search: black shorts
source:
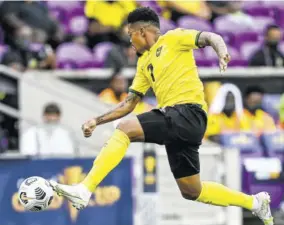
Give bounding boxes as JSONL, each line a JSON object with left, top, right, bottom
{"left": 137, "top": 104, "right": 207, "bottom": 179}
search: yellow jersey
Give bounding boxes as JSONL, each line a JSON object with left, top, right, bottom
{"left": 129, "top": 28, "right": 207, "bottom": 112}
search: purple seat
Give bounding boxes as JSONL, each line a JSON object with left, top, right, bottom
{"left": 214, "top": 15, "right": 254, "bottom": 33}
{"left": 220, "top": 132, "right": 263, "bottom": 157}
{"left": 193, "top": 50, "right": 204, "bottom": 60}
{"left": 280, "top": 42, "right": 284, "bottom": 54}
{"left": 262, "top": 94, "right": 281, "bottom": 122}
{"left": 47, "top": 1, "right": 81, "bottom": 11}
{"left": 49, "top": 8, "right": 66, "bottom": 24}
{"left": 204, "top": 46, "right": 241, "bottom": 60}
{"left": 262, "top": 0, "right": 284, "bottom": 9}
{"left": 159, "top": 17, "right": 176, "bottom": 34}
{"left": 229, "top": 60, "right": 248, "bottom": 67}
{"left": 244, "top": 6, "right": 275, "bottom": 17}
{"left": 241, "top": 1, "right": 262, "bottom": 10}
{"left": 56, "top": 43, "right": 94, "bottom": 69}
{"left": 68, "top": 16, "right": 88, "bottom": 35}
{"left": 0, "top": 45, "right": 8, "bottom": 61}
{"left": 241, "top": 41, "right": 262, "bottom": 60}
{"left": 177, "top": 16, "right": 213, "bottom": 31}
{"left": 253, "top": 16, "right": 276, "bottom": 33}
{"left": 234, "top": 32, "right": 261, "bottom": 48}
{"left": 261, "top": 131, "right": 284, "bottom": 159}
{"left": 195, "top": 59, "right": 214, "bottom": 67}
{"left": 93, "top": 42, "right": 113, "bottom": 67}
{"left": 139, "top": 1, "right": 162, "bottom": 15}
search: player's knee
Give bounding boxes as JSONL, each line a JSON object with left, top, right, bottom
{"left": 117, "top": 119, "right": 144, "bottom": 142}
{"left": 181, "top": 191, "right": 200, "bottom": 200}
{"left": 117, "top": 120, "right": 132, "bottom": 137}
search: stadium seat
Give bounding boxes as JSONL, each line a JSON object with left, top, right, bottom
{"left": 0, "top": 45, "right": 8, "bottom": 61}
{"left": 68, "top": 16, "right": 88, "bottom": 35}
{"left": 159, "top": 17, "right": 176, "bottom": 34}
{"left": 261, "top": 131, "right": 284, "bottom": 159}
{"left": 234, "top": 32, "right": 261, "bottom": 49}
{"left": 244, "top": 6, "right": 275, "bottom": 17}
{"left": 253, "top": 16, "right": 276, "bottom": 33}
{"left": 219, "top": 132, "right": 263, "bottom": 157}
{"left": 93, "top": 42, "right": 113, "bottom": 67}
{"left": 56, "top": 43, "right": 95, "bottom": 69}
{"left": 262, "top": 0, "right": 284, "bottom": 8}
{"left": 177, "top": 16, "right": 213, "bottom": 31}
{"left": 49, "top": 8, "right": 67, "bottom": 24}
{"left": 214, "top": 15, "right": 254, "bottom": 33}
{"left": 195, "top": 59, "right": 214, "bottom": 67}
{"left": 46, "top": 1, "right": 82, "bottom": 12}
{"left": 204, "top": 45, "right": 241, "bottom": 60}
{"left": 139, "top": 1, "right": 162, "bottom": 15}
{"left": 280, "top": 42, "right": 284, "bottom": 54}
{"left": 241, "top": 41, "right": 262, "bottom": 60}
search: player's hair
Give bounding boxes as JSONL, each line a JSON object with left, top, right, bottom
{"left": 127, "top": 7, "right": 160, "bottom": 28}
{"left": 43, "top": 103, "right": 61, "bottom": 115}
{"left": 265, "top": 24, "right": 280, "bottom": 35}
{"left": 244, "top": 86, "right": 264, "bottom": 97}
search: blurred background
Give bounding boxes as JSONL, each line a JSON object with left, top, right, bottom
{"left": 0, "top": 0, "right": 284, "bottom": 225}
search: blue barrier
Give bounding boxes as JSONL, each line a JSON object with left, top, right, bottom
{"left": 0, "top": 158, "right": 133, "bottom": 225}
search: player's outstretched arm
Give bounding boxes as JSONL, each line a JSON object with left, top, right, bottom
{"left": 197, "top": 32, "right": 231, "bottom": 73}
{"left": 82, "top": 92, "right": 141, "bottom": 137}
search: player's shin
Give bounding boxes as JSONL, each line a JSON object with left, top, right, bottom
{"left": 196, "top": 181, "right": 254, "bottom": 210}
{"left": 82, "top": 129, "right": 130, "bottom": 192}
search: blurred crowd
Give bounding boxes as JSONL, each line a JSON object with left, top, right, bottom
{"left": 0, "top": 0, "right": 283, "bottom": 72}
{"left": 0, "top": 1, "right": 283, "bottom": 154}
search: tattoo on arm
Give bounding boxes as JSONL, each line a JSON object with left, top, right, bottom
{"left": 95, "top": 92, "right": 141, "bottom": 126}
{"left": 197, "top": 31, "right": 228, "bottom": 58}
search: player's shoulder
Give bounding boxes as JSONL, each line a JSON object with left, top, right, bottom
{"left": 164, "top": 28, "right": 196, "bottom": 38}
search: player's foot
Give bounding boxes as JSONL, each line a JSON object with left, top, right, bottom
{"left": 49, "top": 180, "right": 92, "bottom": 210}
{"left": 252, "top": 192, "right": 274, "bottom": 225}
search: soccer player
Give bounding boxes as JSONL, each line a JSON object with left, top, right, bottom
{"left": 50, "top": 7, "right": 273, "bottom": 225}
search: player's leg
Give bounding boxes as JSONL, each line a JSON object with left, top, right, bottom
{"left": 81, "top": 117, "right": 144, "bottom": 192}
{"left": 50, "top": 109, "right": 169, "bottom": 209}
{"left": 175, "top": 173, "right": 273, "bottom": 225}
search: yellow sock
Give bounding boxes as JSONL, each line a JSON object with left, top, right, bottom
{"left": 82, "top": 129, "right": 130, "bottom": 192}
{"left": 197, "top": 181, "right": 254, "bottom": 210}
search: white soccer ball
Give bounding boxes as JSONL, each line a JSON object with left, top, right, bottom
{"left": 18, "top": 176, "right": 54, "bottom": 212}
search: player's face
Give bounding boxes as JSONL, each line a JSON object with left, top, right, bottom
{"left": 128, "top": 24, "right": 147, "bottom": 54}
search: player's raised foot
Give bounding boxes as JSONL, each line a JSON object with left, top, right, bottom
{"left": 252, "top": 192, "right": 274, "bottom": 225}
{"left": 49, "top": 180, "right": 92, "bottom": 210}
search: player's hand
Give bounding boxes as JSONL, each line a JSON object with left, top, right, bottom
{"left": 82, "top": 119, "right": 97, "bottom": 138}
{"left": 219, "top": 53, "right": 231, "bottom": 74}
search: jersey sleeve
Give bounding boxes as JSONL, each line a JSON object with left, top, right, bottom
{"left": 129, "top": 68, "right": 150, "bottom": 98}
{"left": 174, "top": 28, "right": 202, "bottom": 50}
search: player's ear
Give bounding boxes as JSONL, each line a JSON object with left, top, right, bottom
{"left": 140, "top": 27, "right": 146, "bottom": 37}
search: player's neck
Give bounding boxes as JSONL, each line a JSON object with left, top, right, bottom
{"left": 147, "top": 32, "right": 161, "bottom": 50}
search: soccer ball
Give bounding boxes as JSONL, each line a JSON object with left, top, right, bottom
{"left": 18, "top": 176, "right": 54, "bottom": 212}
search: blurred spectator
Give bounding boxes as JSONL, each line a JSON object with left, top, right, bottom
{"left": 279, "top": 93, "right": 284, "bottom": 129}
{"left": 84, "top": 0, "right": 136, "bottom": 48}
{"left": 211, "top": 1, "right": 254, "bottom": 28}
{"left": 242, "top": 86, "right": 276, "bottom": 135}
{"left": 0, "top": 1, "right": 64, "bottom": 49}
{"left": 1, "top": 44, "right": 56, "bottom": 71}
{"left": 104, "top": 21, "right": 137, "bottom": 68}
{"left": 99, "top": 70, "right": 152, "bottom": 115}
{"left": 1, "top": 50, "right": 25, "bottom": 72}
{"left": 206, "top": 92, "right": 243, "bottom": 142}
{"left": 207, "top": 1, "right": 247, "bottom": 22}
{"left": 20, "top": 103, "right": 77, "bottom": 156}
{"left": 159, "top": 1, "right": 212, "bottom": 22}
{"left": 249, "top": 25, "right": 284, "bottom": 67}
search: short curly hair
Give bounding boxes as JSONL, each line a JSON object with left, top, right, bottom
{"left": 127, "top": 7, "right": 160, "bottom": 28}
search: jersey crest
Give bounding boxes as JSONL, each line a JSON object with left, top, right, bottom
{"left": 156, "top": 46, "right": 163, "bottom": 57}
